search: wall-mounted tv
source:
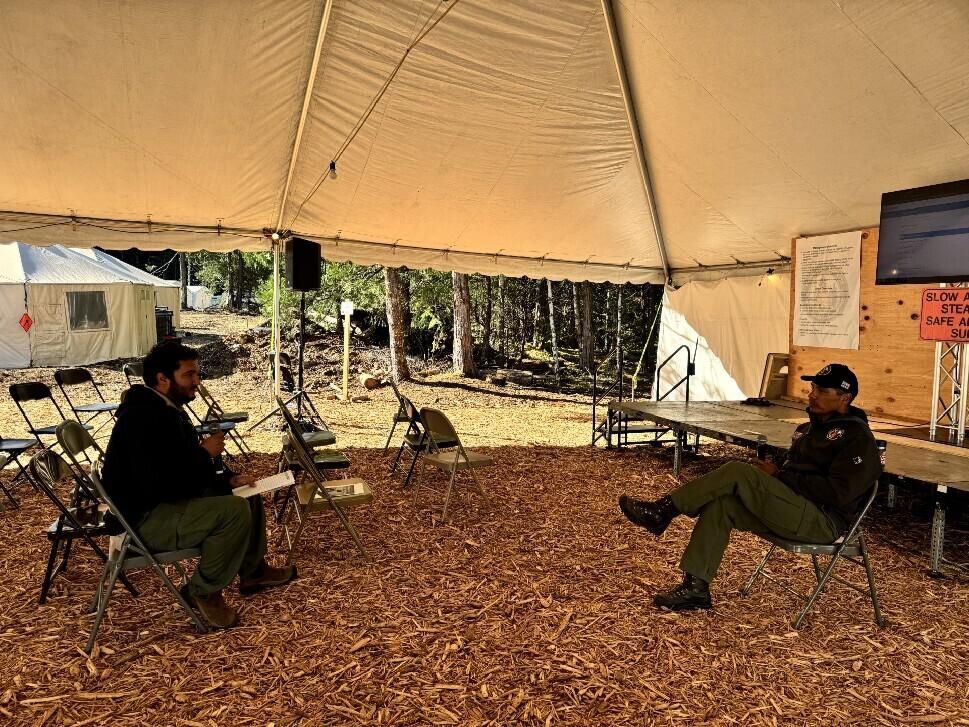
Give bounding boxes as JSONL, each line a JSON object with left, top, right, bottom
{"left": 875, "top": 178, "right": 969, "bottom": 285}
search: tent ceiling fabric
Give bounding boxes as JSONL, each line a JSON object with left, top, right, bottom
{"left": 1, "top": 1, "right": 968, "bottom": 284}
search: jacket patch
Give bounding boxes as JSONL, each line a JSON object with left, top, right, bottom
{"left": 853, "top": 456, "right": 863, "bottom": 465}
{"left": 826, "top": 428, "right": 844, "bottom": 441}
{"left": 791, "top": 430, "right": 804, "bottom": 441}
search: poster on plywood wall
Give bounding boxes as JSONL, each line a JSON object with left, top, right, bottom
{"left": 793, "top": 231, "right": 862, "bottom": 350}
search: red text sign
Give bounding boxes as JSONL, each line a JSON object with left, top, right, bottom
{"left": 19, "top": 313, "right": 32, "bottom": 333}
{"left": 920, "top": 288, "right": 969, "bottom": 342}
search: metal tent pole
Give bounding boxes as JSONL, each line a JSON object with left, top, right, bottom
{"left": 272, "top": 242, "right": 282, "bottom": 401}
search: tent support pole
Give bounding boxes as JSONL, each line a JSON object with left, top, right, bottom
{"left": 600, "top": 0, "right": 671, "bottom": 284}
{"left": 274, "top": 0, "right": 335, "bottom": 231}
{"left": 272, "top": 241, "right": 282, "bottom": 401}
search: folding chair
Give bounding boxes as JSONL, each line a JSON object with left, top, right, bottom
{"left": 382, "top": 379, "right": 412, "bottom": 453}
{"left": 28, "top": 446, "right": 136, "bottom": 605}
{"left": 54, "top": 367, "right": 119, "bottom": 434}
{"left": 79, "top": 444, "right": 208, "bottom": 653}
{"left": 122, "top": 362, "right": 143, "bottom": 388}
{"left": 0, "top": 429, "right": 37, "bottom": 508}
{"left": 740, "top": 442, "right": 887, "bottom": 629}
{"left": 275, "top": 397, "right": 368, "bottom": 563}
{"left": 10, "top": 382, "right": 90, "bottom": 447}
{"left": 391, "top": 397, "right": 457, "bottom": 489}
{"left": 413, "top": 407, "right": 493, "bottom": 521}
{"left": 186, "top": 383, "right": 251, "bottom": 456}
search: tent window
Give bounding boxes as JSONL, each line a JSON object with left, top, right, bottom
{"left": 66, "top": 291, "right": 109, "bottom": 331}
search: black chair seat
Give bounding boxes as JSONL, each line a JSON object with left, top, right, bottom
{"left": 73, "top": 402, "right": 120, "bottom": 413}
{"left": 194, "top": 421, "right": 236, "bottom": 434}
{"left": 312, "top": 450, "right": 351, "bottom": 469}
{"left": 303, "top": 430, "right": 336, "bottom": 447}
{"left": 217, "top": 411, "right": 249, "bottom": 423}
{"left": 1, "top": 438, "right": 36, "bottom": 453}
{"left": 32, "top": 423, "right": 93, "bottom": 436}
{"left": 46, "top": 505, "right": 111, "bottom": 537}
{"left": 403, "top": 432, "right": 458, "bottom": 449}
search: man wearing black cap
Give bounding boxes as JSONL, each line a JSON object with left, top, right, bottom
{"left": 618, "top": 363, "right": 881, "bottom": 611}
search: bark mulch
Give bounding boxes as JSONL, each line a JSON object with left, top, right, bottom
{"left": 1, "top": 441, "right": 967, "bottom": 726}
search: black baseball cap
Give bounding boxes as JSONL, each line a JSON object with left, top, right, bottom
{"left": 800, "top": 363, "right": 858, "bottom": 397}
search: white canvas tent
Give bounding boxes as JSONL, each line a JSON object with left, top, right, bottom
{"left": 0, "top": 242, "right": 157, "bottom": 368}
{"left": 0, "top": 1, "right": 966, "bottom": 389}
{"left": 73, "top": 248, "right": 181, "bottom": 327}
{"left": 186, "top": 285, "right": 214, "bottom": 312}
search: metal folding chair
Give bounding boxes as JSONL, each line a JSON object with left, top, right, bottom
{"left": 10, "top": 382, "right": 90, "bottom": 447}
{"left": 54, "top": 367, "right": 119, "bottom": 434}
{"left": 275, "top": 397, "right": 368, "bottom": 563}
{"left": 28, "top": 446, "right": 136, "bottom": 605}
{"left": 413, "top": 407, "right": 492, "bottom": 521}
{"left": 76, "top": 432, "right": 208, "bottom": 653}
{"left": 122, "top": 361, "right": 144, "bottom": 388}
{"left": 741, "top": 442, "right": 887, "bottom": 629}
{"left": 186, "top": 383, "right": 251, "bottom": 456}
{"left": 1, "top": 429, "right": 37, "bottom": 508}
{"left": 382, "top": 379, "right": 412, "bottom": 453}
{"left": 390, "top": 397, "right": 457, "bottom": 489}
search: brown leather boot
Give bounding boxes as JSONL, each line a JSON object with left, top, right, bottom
{"left": 180, "top": 585, "right": 239, "bottom": 629}
{"left": 239, "top": 560, "right": 297, "bottom": 596}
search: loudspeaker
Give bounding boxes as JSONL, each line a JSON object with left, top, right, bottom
{"left": 285, "top": 237, "right": 321, "bottom": 291}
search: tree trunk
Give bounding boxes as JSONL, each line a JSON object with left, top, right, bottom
{"left": 579, "top": 281, "right": 593, "bottom": 370}
{"left": 572, "top": 281, "right": 581, "bottom": 345}
{"left": 531, "top": 279, "right": 544, "bottom": 348}
{"left": 616, "top": 283, "right": 624, "bottom": 369}
{"left": 225, "top": 253, "right": 235, "bottom": 310}
{"left": 452, "top": 271, "right": 476, "bottom": 376}
{"left": 235, "top": 251, "right": 245, "bottom": 307}
{"left": 400, "top": 272, "right": 411, "bottom": 340}
{"left": 383, "top": 267, "right": 411, "bottom": 382}
{"left": 483, "top": 276, "right": 493, "bottom": 363}
{"left": 179, "top": 253, "right": 188, "bottom": 308}
{"left": 547, "top": 279, "right": 560, "bottom": 378}
{"left": 498, "top": 275, "right": 507, "bottom": 365}
{"left": 603, "top": 286, "right": 612, "bottom": 354}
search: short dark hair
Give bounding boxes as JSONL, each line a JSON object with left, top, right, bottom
{"left": 142, "top": 341, "right": 198, "bottom": 387}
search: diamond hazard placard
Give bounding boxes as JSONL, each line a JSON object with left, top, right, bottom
{"left": 19, "top": 312, "right": 32, "bottom": 332}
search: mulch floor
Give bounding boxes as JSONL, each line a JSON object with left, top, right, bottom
{"left": 1, "top": 440, "right": 967, "bottom": 726}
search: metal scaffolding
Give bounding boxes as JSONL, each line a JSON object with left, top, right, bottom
{"left": 929, "top": 283, "right": 969, "bottom": 446}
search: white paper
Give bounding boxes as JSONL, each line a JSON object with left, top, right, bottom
{"left": 793, "top": 232, "right": 862, "bottom": 350}
{"left": 232, "top": 470, "right": 295, "bottom": 498}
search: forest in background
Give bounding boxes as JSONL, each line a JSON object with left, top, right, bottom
{"left": 110, "top": 249, "right": 665, "bottom": 395}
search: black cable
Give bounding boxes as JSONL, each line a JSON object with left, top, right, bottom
{"left": 0, "top": 221, "right": 71, "bottom": 233}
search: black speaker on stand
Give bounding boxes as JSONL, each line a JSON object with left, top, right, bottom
{"left": 286, "top": 238, "right": 321, "bottom": 419}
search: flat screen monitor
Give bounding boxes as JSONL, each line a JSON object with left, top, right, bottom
{"left": 875, "top": 178, "right": 969, "bottom": 285}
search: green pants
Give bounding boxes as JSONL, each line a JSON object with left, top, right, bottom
{"left": 136, "top": 495, "right": 267, "bottom": 595}
{"left": 669, "top": 461, "right": 839, "bottom": 583}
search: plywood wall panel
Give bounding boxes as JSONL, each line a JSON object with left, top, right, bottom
{"left": 787, "top": 228, "right": 934, "bottom": 423}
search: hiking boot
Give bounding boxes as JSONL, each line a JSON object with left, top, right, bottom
{"left": 180, "top": 585, "right": 239, "bottom": 629}
{"left": 239, "top": 560, "right": 298, "bottom": 596}
{"left": 653, "top": 573, "right": 712, "bottom": 611}
{"left": 618, "top": 494, "right": 679, "bottom": 535}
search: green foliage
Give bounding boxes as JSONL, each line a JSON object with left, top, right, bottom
{"left": 190, "top": 251, "right": 272, "bottom": 304}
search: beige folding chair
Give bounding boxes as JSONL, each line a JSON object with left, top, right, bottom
{"left": 276, "top": 397, "right": 369, "bottom": 563}
{"left": 414, "top": 407, "right": 493, "bottom": 521}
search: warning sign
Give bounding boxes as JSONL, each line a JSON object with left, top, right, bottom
{"left": 920, "top": 288, "right": 969, "bottom": 342}
{"left": 19, "top": 313, "right": 32, "bottom": 333}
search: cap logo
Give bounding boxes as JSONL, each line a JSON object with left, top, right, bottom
{"left": 840, "top": 381, "right": 850, "bottom": 390}
{"left": 827, "top": 428, "right": 844, "bottom": 441}
{"left": 818, "top": 364, "right": 832, "bottom": 375}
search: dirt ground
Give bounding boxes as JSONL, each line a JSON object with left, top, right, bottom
{"left": 1, "top": 312, "right": 967, "bottom": 726}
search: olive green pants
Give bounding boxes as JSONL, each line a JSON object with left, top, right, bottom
{"left": 136, "top": 495, "right": 267, "bottom": 595}
{"left": 669, "top": 461, "right": 839, "bottom": 583}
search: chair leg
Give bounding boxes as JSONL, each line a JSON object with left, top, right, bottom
{"left": 86, "top": 557, "right": 124, "bottom": 654}
{"left": 402, "top": 448, "right": 421, "bottom": 489}
{"left": 859, "top": 533, "right": 885, "bottom": 627}
{"left": 794, "top": 549, "right": 845, "bottom": 629}
{"left": 149, "top": 562, "right": 208, "bottom": 633}
{"left": 741, "top": 544, "right": 777, "bottom": 596}
{"left": 441, "top": 468, "right": 459, "bottom": 522}
{"left": 390, "top": 441, "right": 406, "bottom": 474}
{"left": 39, "top": 537, "right": 64, "bottom": 604}
{"left": 383, "top": 418, "right": 399, "bottom": 454}
{"left": 468, "top": 467, "right": 491, "bottom": 508}
{"left": 0, "top": 478, "right": 18, "bottom": 509}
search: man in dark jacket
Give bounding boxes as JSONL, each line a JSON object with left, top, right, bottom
{"left": 101, "top": 341, "right": 295, "bottom": 629}
{"left": 618, "top": 363, "right": 881, "bottom": 611}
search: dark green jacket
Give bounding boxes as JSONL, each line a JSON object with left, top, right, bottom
{"left": 101, "top": 385, "right": 231, "bottom": 525}
{"left": 777, "top": 405, "right": 882, "bottom": 531}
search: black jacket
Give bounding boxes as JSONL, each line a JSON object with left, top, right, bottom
{"left": 776, "top": 405, "right": 882, "bottom": 531}
{"left": 101, "top": 385, "right": 231, "bottom": 524}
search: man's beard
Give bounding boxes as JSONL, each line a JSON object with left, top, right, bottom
{"left": 168, "top": 384, "right": 196, "bottom": 406}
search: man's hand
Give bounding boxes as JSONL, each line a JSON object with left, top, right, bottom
{"left": 753, "top": 459, "right": 779, "bottom": 477}
{"left": 200, "top": 431, "right": 226, "bottom": 458}
{"left": 230, "top": 473, "right": 257, "bottom": 488}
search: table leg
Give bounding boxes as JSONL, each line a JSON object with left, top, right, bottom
{"left": 928, "top": 486, "right": 947, "bottom": 579}
{"left": 886, "top": 482, "right": 896, "bottom": 510}
{"left": 673, "top": 430, "right": 683, "bottom": 477}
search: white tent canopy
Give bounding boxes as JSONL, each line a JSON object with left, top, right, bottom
{"left": 2, "top": 1, "right": 967, "bottom": 284}
{"left": 0, "top": 242, "right": 157, "bottom": 368}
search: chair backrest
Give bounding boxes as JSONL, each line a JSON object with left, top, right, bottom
{"left": 54, "top": 368, "right": 94, "bottom": 387}
{"left": 758, "top": 353, "right": 790, "bottom": 399}
{"left": 418, "top": 407, "right": 461, "bottom": 451}
{"left": 123, "top": 362, "right": 144, "bottom": 387}
{"left": 195, "top": 383, "right": 224, "bottom": 420}
{"left": 28, "top": 448, "right": 74, "bottom": 489}
{"left": 387, "top": 379, "right": 406, "bottom": 408}
{"left": 10, "top": 381, "right": 55, "bottom": 403}
{"left": 57, "top": 420, "right": 106, "bottom": 472}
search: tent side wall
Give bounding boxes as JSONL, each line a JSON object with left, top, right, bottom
{"left": 0, "top": 283, "right": 30, "bottom": 368}
{"left": 655, "top": 274, "right": 791, "bottom": 401}
{"left": 155, "top": 286, "right": 181, "bottom": 327}
{"left": 26, "top": 282, "right": 157, "bottom": 367}
{"left": 787, "top": 228, "right": 932, "bottom": 421}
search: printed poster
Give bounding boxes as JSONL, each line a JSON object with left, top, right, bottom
{"left": 793, "top": 231, "right": 862, "bottom": 349}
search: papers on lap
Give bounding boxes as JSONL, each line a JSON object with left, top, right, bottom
{"left": 232, "top": 470, "right": 295, "bottom": 498}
